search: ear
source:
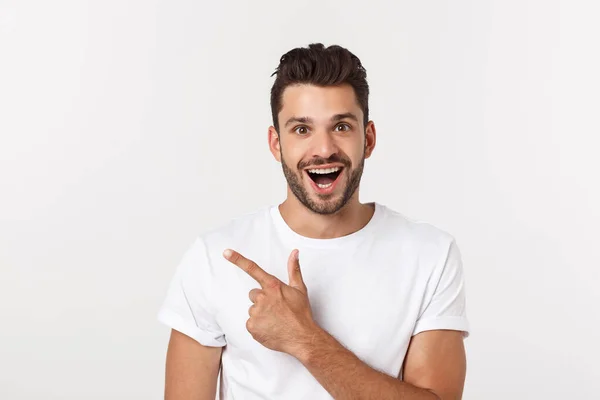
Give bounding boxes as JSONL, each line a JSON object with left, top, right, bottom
{"left": 268, "top": 126, "right": 282, "bottom": 162}
{"left": 364, "top": 120, "right": 377, "bottom": 159}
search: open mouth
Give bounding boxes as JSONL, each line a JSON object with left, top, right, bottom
{"left": 306, "top": 166, "right": 343, "bottom": 189}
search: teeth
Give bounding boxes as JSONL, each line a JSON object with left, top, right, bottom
{"left": 308, "top": 167, "right": 341, "bottom": 174}
{"left": 317, "top": 183, "right": 333, "bottom": 189}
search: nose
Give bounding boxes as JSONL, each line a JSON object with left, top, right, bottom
{"left": 311, "top": 130, "right": 338, "bottom": 159}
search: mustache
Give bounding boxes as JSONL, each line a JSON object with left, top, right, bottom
{"left": 298, "top": 154, "right": 351, "bottom": 169}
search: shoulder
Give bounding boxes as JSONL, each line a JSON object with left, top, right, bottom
{"left": 377, "top": 204, "right": 457, "bottom": 255}
{"left": 195, "top": 205, "right": 273, "bottom": 251}
{"left": 375, "top": 205, "right": 462, "bottom": 286}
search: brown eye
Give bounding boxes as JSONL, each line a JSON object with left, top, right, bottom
{"left": 294, "top": 126, "right": 308, "bottom": 135}
{"left": 336, "top": 123, "right": 351, "bottom": 132}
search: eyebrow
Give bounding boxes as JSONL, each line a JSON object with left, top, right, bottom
{"left": 284, "top": 112, "right": 359, "bottom": 128}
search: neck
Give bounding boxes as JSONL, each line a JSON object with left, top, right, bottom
{"left": 278, "top": 190, "right": 375, "bottom": 239}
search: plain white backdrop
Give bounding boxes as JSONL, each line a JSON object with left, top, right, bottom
{"left": 1, "top": 0, "right": 599, "bottom": 399}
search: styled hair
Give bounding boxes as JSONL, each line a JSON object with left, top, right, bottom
{"left": 270, "top": 43, "right": 369, "bottom": 133}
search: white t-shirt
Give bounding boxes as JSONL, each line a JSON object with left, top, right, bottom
{"left": 158, "top": 202, "right": 469, "bottom": 399}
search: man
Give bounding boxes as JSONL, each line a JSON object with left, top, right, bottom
{"left": 158, "top": 43, "right": 469, "bottom": 400}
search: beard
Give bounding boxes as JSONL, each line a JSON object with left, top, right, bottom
{"left": 280, "top": 148, "right": 365, "bottom": 215}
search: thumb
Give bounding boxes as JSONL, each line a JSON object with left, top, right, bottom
{"left": 287, "top": 249, "right": 307, "bottom": 293}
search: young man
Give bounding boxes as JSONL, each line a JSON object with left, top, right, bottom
{"left": 158, "top": 43, "right": 469, "bottom": 400}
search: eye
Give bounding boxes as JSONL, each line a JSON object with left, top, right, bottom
{"left": 294, "top": 126, "right": 309, "bottom": 135}
{"left": 335, "top": 123, "right": 351, "bottom": 132}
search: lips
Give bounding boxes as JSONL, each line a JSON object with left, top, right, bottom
{"left": 303, "top": 163, "right": 345, "bottom": 171}
{"left": 304, "top": 167, "right": 344, "bottom": 195}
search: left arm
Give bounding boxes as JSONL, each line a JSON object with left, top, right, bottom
{"left": 223, "top": 248, "right": 467, "bottom": 400}
{"left": 292, "top": 327, "right": 466, "bottom": 400}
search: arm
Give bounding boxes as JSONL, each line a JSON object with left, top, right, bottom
{"left": 223, "top": 247, "right": 468, "bottom": 399}
{"left": 403, "top": 330, "right": 466, "bottom": 399}
{"left": 164, "top": 329, "right": 223, "bottom": 400}
{"left": 294, "top": 328, "right": 466, "bottom": 400}
{"left": 159, "top": 238, "right": 228, "bottom": 399}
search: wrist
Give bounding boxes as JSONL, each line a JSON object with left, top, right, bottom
{"left": 291, "top": 323, "right": 330, "bottom": 364}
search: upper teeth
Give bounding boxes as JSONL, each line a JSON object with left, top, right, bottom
{"left": 308, "top": 167, "right": 341, "bottom": 174}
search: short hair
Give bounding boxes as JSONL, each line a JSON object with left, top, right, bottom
{"left": 270, "top": 43, "right": 369, "bottom": 133}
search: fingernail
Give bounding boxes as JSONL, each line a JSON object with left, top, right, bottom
{"left": 223, "top": 249, "right": 232, "bottom": 258}
{"left": 295, "top": 250, "right": 300, "bottom": 260}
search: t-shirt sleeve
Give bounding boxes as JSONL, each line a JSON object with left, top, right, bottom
{"left": 157, "top": 237, "right": 226, "bottom": 347}
{"left": 412, "top": 238, "right": 470, "bottom": 337}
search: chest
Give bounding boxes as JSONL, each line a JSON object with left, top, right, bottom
{"left": 214, "top": 245, "right": 427, "bottom": 375}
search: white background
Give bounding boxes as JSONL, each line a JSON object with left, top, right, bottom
{"left": 1, "top": 1, "right": 599, "bottom": 399}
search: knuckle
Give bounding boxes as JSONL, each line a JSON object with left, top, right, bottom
{"left": 246, "top": 262, "right": 257, "bottom": 274}
{"left": 250, "top": 289, "right": 267, "bottom": 304}
{"left": 246, "top": 318, "right": 254, "bottom": 331}
{"left": 266, "top": 278, "right": 280, "bottom": 289}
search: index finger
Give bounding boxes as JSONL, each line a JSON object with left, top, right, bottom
{"left": 223, "top": 249, "right": 274, "bottom": 287}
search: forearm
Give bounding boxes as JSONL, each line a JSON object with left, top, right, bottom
{"left": 295, "top": 328, "right": 440, "bottom": 400}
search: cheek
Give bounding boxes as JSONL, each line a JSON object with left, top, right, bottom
{"left": 340, "top": 142, "right": 364, "bottom": 166}
{"left": 282, "top": 145, "right": 308, "bottom": 167}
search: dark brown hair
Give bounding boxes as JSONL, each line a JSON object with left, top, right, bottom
{"left": 270, "top": 43, "right": 369, "bottom": 133}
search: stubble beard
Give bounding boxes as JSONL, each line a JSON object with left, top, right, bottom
{"left": 280, "top": 148, "right": 365, "bottom": 215}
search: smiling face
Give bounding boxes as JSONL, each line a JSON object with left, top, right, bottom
{"left": 269, "top": 83, "right": 376, "bottom": 215}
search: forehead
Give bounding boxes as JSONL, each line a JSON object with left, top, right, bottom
{"left": 279, "top": 84, "right": 363, "bottom": 123}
